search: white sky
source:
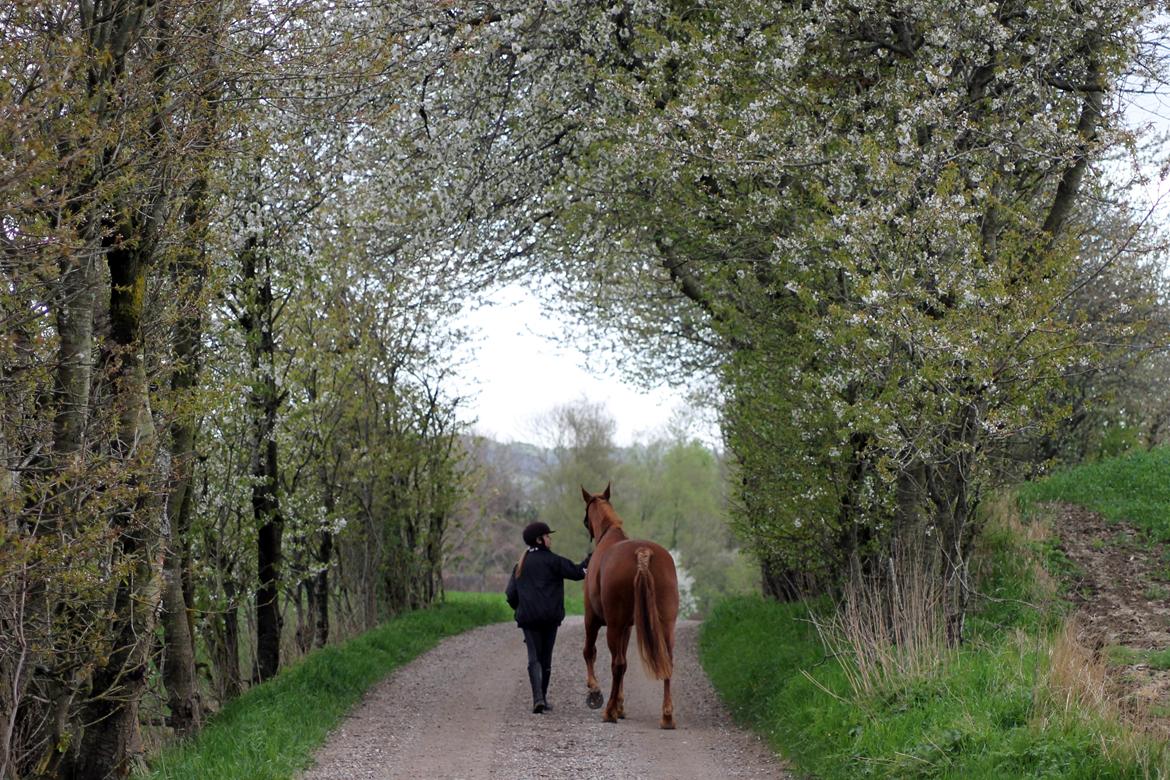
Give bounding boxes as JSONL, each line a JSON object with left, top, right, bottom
{"left": 451, "top": 284, "right": 709, "bottom": 448}
{"left": 1120, "top": 31, "right": 1170, "bottom": 217}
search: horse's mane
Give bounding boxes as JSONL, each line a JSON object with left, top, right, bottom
{"left": 593, "top": 499, "right": 627, "bottom": 541}
{"left": 597, "top": 500, "right": 624, "bottom": 527}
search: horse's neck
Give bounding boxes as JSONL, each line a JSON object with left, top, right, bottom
{"left": 598, "top": 520, "right": 628, "bottom": 549}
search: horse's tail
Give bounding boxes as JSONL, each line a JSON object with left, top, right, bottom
{"left": 633, "top": 547, "right": 673, "bottom": 680}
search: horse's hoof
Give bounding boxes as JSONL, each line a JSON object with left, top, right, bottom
{"left": 660, "top": 718, "right": 676, "bottom": 730}
{"left": 602, "top": 713, "right": 618, "bottom": 723}
{"left": 586, "top": 690, "right": 603, "bottom": 709}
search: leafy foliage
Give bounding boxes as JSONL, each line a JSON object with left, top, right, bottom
{"left": 3, "top": 0, "right": 1168, "bottom": 773}
{"left": 435, "top": 0, "right": 1168, "bottom": 641}
{"left": 1, "top": 2, "right": 494, "bottom": 773}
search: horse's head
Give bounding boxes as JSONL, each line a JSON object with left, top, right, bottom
{"left": 580, "top": 482, "right": 612, "bottom": 541}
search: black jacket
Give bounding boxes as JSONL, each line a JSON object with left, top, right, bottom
{"left": 505, "top": 547, "right": 587, "bottom": 628}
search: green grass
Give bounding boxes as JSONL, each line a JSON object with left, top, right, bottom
{"left": 1104, "top": 645, "right": 1170, "bottom": 671}
{"left": 698, "top": 450, "right": 1170, "bottom": 777}
{"left": 700, "top": 596, "right": 1154, "bottom": 779}
{"left": 564, "top": 579, "right": 585, "bottom": 615}
{"left": 1017, "top": 446, "right": 1170, "bottom": 541}
{"left": 698, "top": 497, "right": 1166, "bottom": 779}
{"left": 141, "top": 592, "right": 512, "bottom": 780}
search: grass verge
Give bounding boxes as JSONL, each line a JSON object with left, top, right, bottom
{"left": 1017, "top": 446, "right": 1170, "bottom": 541}
{"left": 140, "top": 592, "right": 511, "bottom": 780}
{"left": 701, "top": 599, "right": 1161, "bottom": 778}
{"left": 700, "top": 495, "right": 1168, "bottom": 779}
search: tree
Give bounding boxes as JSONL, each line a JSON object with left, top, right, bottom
{"left": 429, "top": 0, "right": 1163, "bottom": 642}
{"left": 531, "top": 398, "right": 622, "bottom": 562}
{"left": 622, "top": 434, "right": 754, "bottom": 616}
{"left": 1024, "top": 191, "right": 1170, "bottom": 465}
{"left": 0, "top": 0, "right": 235, "bottom": 773}
{"left": 1, "top": 1, "right": 493, "bottom": 772}
{"left": 445, "top": 437, "right": 541, "bottom": 592}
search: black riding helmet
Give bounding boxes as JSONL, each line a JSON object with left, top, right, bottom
{"left": 522, "top": 521, "right": 554, "bottom": 546}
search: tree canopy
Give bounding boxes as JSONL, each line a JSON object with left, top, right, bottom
{"left": 1, "top": 1, "right": 1168, "bottom": 776}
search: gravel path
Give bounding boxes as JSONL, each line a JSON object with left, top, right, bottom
{"left": 300, "top": 616, "right": 790, "bottom": 780}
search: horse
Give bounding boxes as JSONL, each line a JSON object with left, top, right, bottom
{"left": 581, "top": 482, "right": 679, "bottom": 729}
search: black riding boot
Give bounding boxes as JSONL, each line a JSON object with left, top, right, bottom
{"left": 528, "top": 662, "right": 546, "bottom": 713}
{"left": 541, "top": 666, "right": 552, "bottom": 712}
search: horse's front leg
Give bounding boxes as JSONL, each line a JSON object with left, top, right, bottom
{"left": 615, "top": 626, "right": 631, "bottom": 719}
{"left": 583, "top": 612, "right": 603, "bottom": 709}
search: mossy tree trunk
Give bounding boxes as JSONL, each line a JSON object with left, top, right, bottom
{"left": 72, "top": 224, "right": 165, "bottom": 779}
{"left": 239, "top": 237, "right": 286, "bottom": 682}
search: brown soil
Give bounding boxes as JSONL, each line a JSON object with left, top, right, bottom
{"left": 299, "top": 616, "right": 789, "bottom": 780}
{"left": 1051, "top": 503, "right": 1170, "bottom": 730}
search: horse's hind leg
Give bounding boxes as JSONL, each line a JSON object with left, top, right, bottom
{"left": 660, "top": 625, "right": 676, "bottom": 729}
{"left": 660, "top": 678, "right": 674, "bottom": 730}
{"left": 603, "top": 625, "right": 630, "bottom": 724}
{"left": 583, "top": 614, "right": 603, "bottom": 709}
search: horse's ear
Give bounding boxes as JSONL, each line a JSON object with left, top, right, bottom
{"left": 603, "top": 481, "right": 611, "bottom": 501}
{"left": 581, "top": 485, "right": 591, "bottom": 504}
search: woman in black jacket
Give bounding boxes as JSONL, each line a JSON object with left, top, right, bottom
{"left": 505, "top": 521, "right": 589, "bottom": 713}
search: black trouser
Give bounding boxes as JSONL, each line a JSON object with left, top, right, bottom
{"left": 522, "top": 624, "right": 558, "bottom": 705}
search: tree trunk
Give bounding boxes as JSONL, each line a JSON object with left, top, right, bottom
{"left": 759, "top": 556, "right": 805, "bottom": 602}
{"left": 51, "top": 251, "right": 99, "bottom": 468}
{"left": 208, "top": 571, "right": 242, "bottom": 703}
{"left": 161, "top": 540, "right": 201, "bottom": 734}
{"left": 0, "top": 553, "right": 31, "bottom": 780}
{"left": 928, "top": 403, "right": 983, "bottom": 648}
{"left": 72, "top": 237, "right": 165, "bottom": 779}
{"left": 240, "top": 241, "right": 284, "bottom": 682}
{"left": 1, "top": 269, "right": 39, "bottom": 778}
{"left": 314, "top": 531, "right": 332, "bottom": 648}
{"left": 254, "top": 433, "right": 283, "bottom": 681}
{"left": 298, "top": 533, "right": 333, "bottom": 653}
{"left": 15, "top": 242, "right": 103, "bottom": 779}
{"left": 427, "top": 509, "right": 445, "bottom": 605}
{"left": 159, "top": 181, "right": 209, "bottom": 735}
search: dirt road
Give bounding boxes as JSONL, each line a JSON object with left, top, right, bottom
{"left": 300, "top": 616, "right": 789, "bottom": 780}
{"left": 1054, "top": 503, "right": 1170, "bottom": 734}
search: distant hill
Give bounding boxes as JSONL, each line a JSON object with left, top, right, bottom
{"left": 461, "top": 436, "right": 548, "bottom": 490}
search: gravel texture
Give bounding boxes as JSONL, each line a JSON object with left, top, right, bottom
{"left": 299, "top": 616, "right": 790, "bottom": 780}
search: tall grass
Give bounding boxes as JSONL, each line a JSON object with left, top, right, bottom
{"left": 809, "top": 543, "right": 950, "bottom": 698}
{"left": 140, "top": 592, "right": 511, "bottom": 780}
{"left": 1037, "top": 620, "right": 1111, "bottom": 723}
{"left": 703, "top": 600, "right": 1166, "bottom": 778}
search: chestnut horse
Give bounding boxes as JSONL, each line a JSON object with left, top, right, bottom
{"left": 581, "top": 483, "right": 679, "bottom": 729}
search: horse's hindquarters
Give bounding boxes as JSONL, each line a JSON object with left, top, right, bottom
{"left": 601, "top": 540, "right": 679, "bottom": 621}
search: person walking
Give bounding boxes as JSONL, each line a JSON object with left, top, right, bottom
{"left": 505, "top": 521, "right": 589, "bottom": 713}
